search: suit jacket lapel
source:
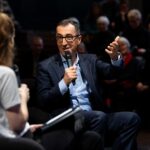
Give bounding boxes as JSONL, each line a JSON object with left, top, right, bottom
{"left": 79, "top": 54, "right": 93, "bottom": 87}
{"left": 52, "top": 54, "right": 65, "bottom": 81}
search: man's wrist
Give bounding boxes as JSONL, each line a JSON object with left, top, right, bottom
{"left": 111, "top": 52, "right": 122, "bottom": 61}
{"left": 59, "top": 79, "right": 68, "bottom": 95}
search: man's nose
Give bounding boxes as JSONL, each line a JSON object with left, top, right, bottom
{"left": 62, "top": 37, "right": 68, "bottom": 45}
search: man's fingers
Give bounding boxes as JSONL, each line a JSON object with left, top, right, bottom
{"left": 114, "top": 36, "right": 120, "bottom": 42}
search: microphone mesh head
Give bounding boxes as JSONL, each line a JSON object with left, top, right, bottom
{"left": 64, "top": 51, "right": 71, "bottom": 59}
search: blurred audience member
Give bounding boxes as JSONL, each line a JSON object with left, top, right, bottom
{"left": 102, "top": 36, "right": 145, "bottom": 111}
{"left": 83, "top": 1, "right": 104, "bottom": 33}
{"left": 112, "top": 0, "right": 129, "bottom": 35}
{"left": 101, "top": 0, "right": 119, "bottom": 25}
{"left": 16, "top": 34, "right": 49, "bottom": 108}
{"left": 122, "top": 9, "right": 150, "bottom": 58}
{"left": 87, "top": 16, "right": 115, "bottom": 61}
{"left": 18, "top": 35, "right": 46, "bottom": 79}
{"left": 145, "top": 14, "right": 150, "bottom": 32}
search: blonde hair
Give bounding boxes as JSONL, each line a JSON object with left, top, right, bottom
{"left": 0, "top": 12, "right": 15, "bottom": 67}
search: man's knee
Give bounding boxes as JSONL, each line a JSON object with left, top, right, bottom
{"left": 80, "top": 131, "right": 104, "bottom": 150}
{"left": 128, "top": 112, "right": 141, "bottom": 129}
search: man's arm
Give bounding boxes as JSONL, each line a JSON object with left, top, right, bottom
{"left": 105, "top": 36, "right": 123, "bottom": 67}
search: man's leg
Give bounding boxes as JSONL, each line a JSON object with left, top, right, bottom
{"left": 41, "top": 129, "right": 104, "bottom": 150}
{"left": 79, "top": 131, "right": 104, "bottom": 150}
{"left": 83, "top": 110, "right": 108, "bottom": 136}
{"left": 41, "top": 129, "right": 74, "bottom": 150}
{"left": 107, "top": 112, "right": 141, "bottom": 150}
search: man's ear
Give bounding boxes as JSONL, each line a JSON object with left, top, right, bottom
{"left": 77, "top": 35, "right": 82, "bottom": 44}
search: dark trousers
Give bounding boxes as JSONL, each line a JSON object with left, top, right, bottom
{"left": 83, "top": 110, "right": 141, "bottom": 150}
{"left": 41, "top": 129, "right": 103, "bottom": 150}
{"left": 28, "top": 107, "right": 104, "bottom": 150}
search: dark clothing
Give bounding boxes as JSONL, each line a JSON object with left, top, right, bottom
{"left": 41, "top": 130, "right": 103, "bottom": 150}
{"left": 122, "top": 25, "right": 150, "bottom": 56}
{"left": 36, "top": 53, "right": 140, "bottom": 150}
{"left": 37, "top": 53, "right": 122, "bottom": 113}
{"left": 0, "top": 136, "right": 44, "bottom": 150}
{"left": 102, "top": 54, "right": 145, "bottom": 111}
{"left": 21, "top": 118, "right": 103, "bottom": 150}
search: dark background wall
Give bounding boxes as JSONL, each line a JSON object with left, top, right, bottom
{"left": 8, "top": 0, "right": 149, "bottom": 30}
{"left": 8, "top": 0, "right": 94, "bottom": 30}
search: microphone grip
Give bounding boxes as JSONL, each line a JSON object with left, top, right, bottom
{"left": 64, "top": 51, "right": 76, "bottom": 85}
{"left": 72, "top": 79, "right": 75, "bottom": 85}
{"left": 12, "top": 64, "right": 21, "bottom": 87}
{"left": 66, "top": 59, "right": 76, "bottom": 85}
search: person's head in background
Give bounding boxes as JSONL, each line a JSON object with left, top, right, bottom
{"left": 29, "top": 35, "right": 44, "bottom": 57}
{"left": 119, "top": 0, "right": 129, "bottom": 14}
{"left": 56, "top": 18, "right": 82, "bottom": 60}
{"left": 0, "top": 12, "right": 15, "bottom": 67}
{"left": 88, "top": 1, "right": 103, "bottom": 19}
{"left": 127, "top": 9, "right": 142, "bottom": 29}
{"left": 117, "top": 36, "right": 131, "bottom": 56}
{"left": 96, "top": 16, "right": 110, "bottom": 32}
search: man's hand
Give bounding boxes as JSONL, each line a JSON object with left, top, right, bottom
{"left": 105, "top": 36, "right": 120, "bottom": 61}
{"left": 63, "top": 66, "right": 77, "bottom": 85}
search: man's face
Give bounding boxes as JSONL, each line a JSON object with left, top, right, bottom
{"left": 56, "top": 23, "right": 81, "bottom": 57}
{"left": 128, "top": 17, "right": 141, "bottom": 29}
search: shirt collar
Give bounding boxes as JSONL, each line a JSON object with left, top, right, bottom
{"left": 60, "top": 53, "right": 79, "bottom": 66}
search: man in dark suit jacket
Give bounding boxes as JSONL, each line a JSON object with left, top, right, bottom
{"left": 36, "top": 18, "right": 140, "bottom": 150}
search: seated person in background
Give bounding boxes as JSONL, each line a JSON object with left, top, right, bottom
{"left": 87, "top": 15, "right": 115, "bottom": 61}
{"left": 36, "top": 17, "right": 141, "bottom": 150}
{"left": 15, "top": 34, "right": 52, "bottom": 123}
{"left": 83, "top": 1, "right": 104, "bottom": 33}
{"left": 102, "top": 36, "right": 146, "bottom": 112}
{"left": 112, "top": 0, "right": 129, "bottom": 35}
{"left": 122, "top": 9, "right": 150, "bottom": 59}
{"left": 16, "top": 35, "right": 46, "bottom": 103}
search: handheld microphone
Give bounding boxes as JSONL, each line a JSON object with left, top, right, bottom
{"left": 64, "top": 51, "right": 75, "bottom": 85}
{"left": 12, "top": 64, "right": 21, "bottom": 87}
{"left": 64, "top": 51, "right": 72, "bottom": 67}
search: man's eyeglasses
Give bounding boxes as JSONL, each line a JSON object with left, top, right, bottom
{"left": 56, "top": 34, "right": 80, "bottom": 43}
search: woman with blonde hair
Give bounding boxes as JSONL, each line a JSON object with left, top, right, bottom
{"left": 0, "top": 12, "right": 44, "bottom": 150}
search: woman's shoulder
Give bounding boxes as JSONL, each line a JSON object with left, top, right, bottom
{"left": 0, "top": 66, "right": 14, "bottom": 76}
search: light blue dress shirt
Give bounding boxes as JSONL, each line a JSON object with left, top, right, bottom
{"left": 59, "top": 53, "right": 122, "bottom": 111}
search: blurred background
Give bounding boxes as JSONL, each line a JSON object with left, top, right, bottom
{"left": 5, "top": 0, "right": 150, "bottom": 30}
{"left": 1, "top": 0, "right": 150, "bottom": 149}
